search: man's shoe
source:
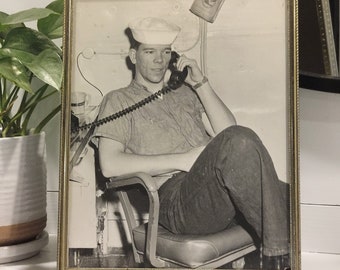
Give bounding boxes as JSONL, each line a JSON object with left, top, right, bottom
{"left": 262, "top": 254, "right": 290, "bottom": 270}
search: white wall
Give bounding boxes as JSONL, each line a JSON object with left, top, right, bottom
{"left": 299, "top": 88, "right": 340, "bottom": 270}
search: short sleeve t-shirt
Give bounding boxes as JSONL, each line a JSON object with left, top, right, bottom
{"left": 92, "top": 80, "right": 211, "bottom": 155}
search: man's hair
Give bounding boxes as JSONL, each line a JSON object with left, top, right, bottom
{"left": 125, "top": 28, "right": 141, "bottom": 50}
{"left": 131, "top": 39, "right": 141, "bottom": 50}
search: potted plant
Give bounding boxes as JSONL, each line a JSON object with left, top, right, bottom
{"left": 0, "top": 0, "right": 63, "bottom": 260}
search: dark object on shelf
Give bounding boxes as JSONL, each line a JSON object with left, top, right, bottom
{"left": 300, "top": 71, "right": 340, "bottom": 94}
{"left": 299, "top": 0, "right": 340, "bottom": 93}
{"left": 299, "top": 0, "right": 338, "bottom": 77}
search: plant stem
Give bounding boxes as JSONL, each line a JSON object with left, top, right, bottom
{"left": 34, "top": 104, "right": 61, "bottom": 134}
{"left": 20, "top": 84, "right": 49, "bottom": 134}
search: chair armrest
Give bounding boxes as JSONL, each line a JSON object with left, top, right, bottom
{"left": 106, "top": 173, "right": 166, "bottom": 267}
{"left": 107, "top": 172, "right": 159, "bottom": 192}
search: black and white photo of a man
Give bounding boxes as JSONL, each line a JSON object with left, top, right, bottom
{"left": 90, "top": 17, "right": 290, "bottom": 270}
{"left": 64, "top": 1, "right": 295, "bottom": 269}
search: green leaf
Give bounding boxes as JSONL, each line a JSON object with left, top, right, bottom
{"left": 0, "top": 0, "right": 63, "bottom": 137}
{"left": 0, "top": 48, "right": 63, "bottom": 90}
{"left": 46, "top": 0, "right": 64, "bottom": 14}
{"left": 0, "top": 11, "right": 8, "bottom": 24}
{"left": 0, "top": 27, "right": 63, "bottom": 90}
{"left": 38, "top": 0, "right": 64, "bottom": 39}
{"left": 0, "top": 12, "right": 24, "bottom": 40}
{"left": 1, "top": 8, "right": 58, "bottom": 25}
{"left": 2, "top": 27, "right": 61, "bottom": 55}
{"left": 0, "top": 27, "right": 63, "bottom": 89}
{"left": 24, "top": 49, "right": 63, "bottom": 90}
{"left": 38, "top": 14, "right": 63, "bottom": 39}
{"left": 0, "top": 57, "right": 32, "bottom": 92}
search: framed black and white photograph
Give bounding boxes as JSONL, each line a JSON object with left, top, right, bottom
{"left": 59, "top": 0, "right": 299, "bottom": 269}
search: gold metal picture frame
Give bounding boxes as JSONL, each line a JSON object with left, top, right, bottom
{"left": 58, "top": 0, "right": 300, "bottom": 269}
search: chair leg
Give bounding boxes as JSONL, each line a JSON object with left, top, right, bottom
{"left": 232, "top": 257, "right": 245, "bottom": 269}
{"left": 259, "top": 244, "right": 263, "bottom": 269}
{"left": 73, "top": 249, "right": 80, "bottom": 267}
{"left": 96, "top": 201, "right": 108, "bottom": 255}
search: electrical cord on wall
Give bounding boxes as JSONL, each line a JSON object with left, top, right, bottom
{"left": 199, "top": 18, "right": 208, "bottom": 76}
{"left": 76, "top": 52, "right": 104, "bottom": 97}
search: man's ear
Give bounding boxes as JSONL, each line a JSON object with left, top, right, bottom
{"left": 128, "top": 48, "right": 137, "bottom": 64}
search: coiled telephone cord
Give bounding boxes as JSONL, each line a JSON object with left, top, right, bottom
{"left": 71, "top": 86, "right": 173, "bottom": 134}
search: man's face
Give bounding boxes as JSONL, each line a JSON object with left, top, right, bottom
{"left": 131, "top": 44, "right": 172, "bottom": 85}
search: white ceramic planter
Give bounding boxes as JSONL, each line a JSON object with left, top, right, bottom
{"left": 0, "top": 133, "right": 47, "bottom": 246}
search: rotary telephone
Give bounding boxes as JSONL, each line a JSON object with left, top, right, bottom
{"left": 167, "top": 51, "right": 188, "bottom": 90}
{"left": 71, "top": 51, "right": 188, "bottom": 134}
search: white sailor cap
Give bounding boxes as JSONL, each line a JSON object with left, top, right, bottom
{"left": 129, "top": 17, "right": 181, "bottom": 45}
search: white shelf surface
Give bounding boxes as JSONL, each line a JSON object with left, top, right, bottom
{"left": 1, "top": 234, "right": 57, "bottom": 270}
{"left": 301, "top": 252, "right": 340, "bottom": 270}
{"left": 1, "top": 234, "right": 340, "bottom": 270}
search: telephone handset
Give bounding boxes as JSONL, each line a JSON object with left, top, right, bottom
{"left": 168, "top": 51, "right": 188, "bottom": 90}
{"left": 71, "top": 51, "right": 188, "bottom": 134}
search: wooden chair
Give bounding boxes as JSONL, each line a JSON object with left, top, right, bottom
{"left": 106, "top": 172, "right": 257, "bottom": 269}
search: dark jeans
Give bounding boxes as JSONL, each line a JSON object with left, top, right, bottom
{"left": 159, "top": 125, "right": 289, "bottom": 256}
